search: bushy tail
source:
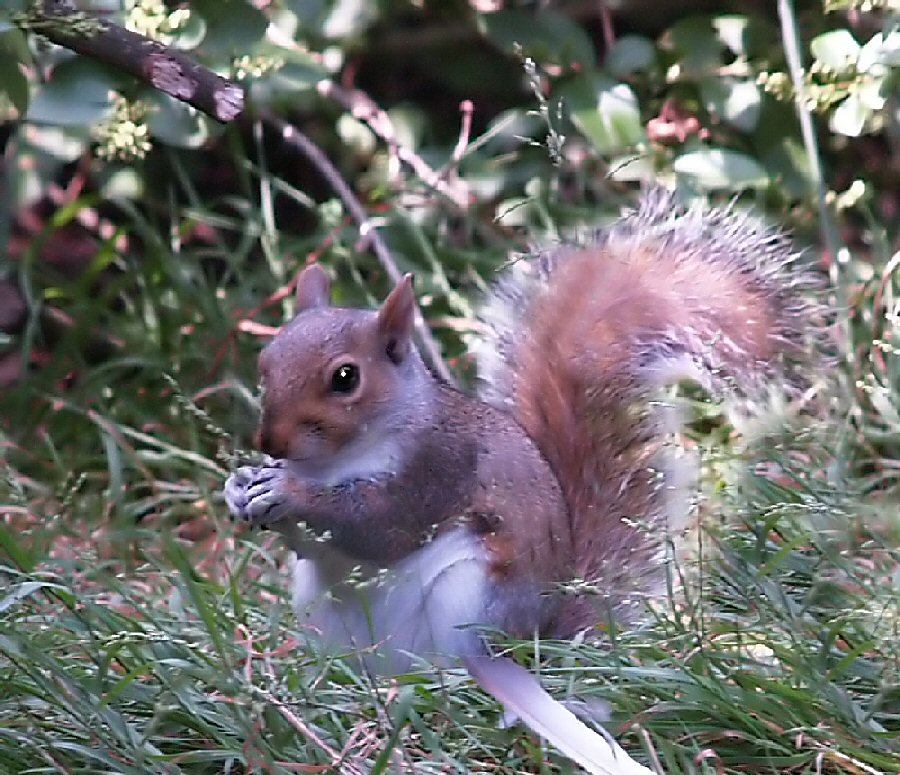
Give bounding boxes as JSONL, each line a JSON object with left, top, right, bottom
{"left": 477, "top": 189, "right": 818, "bottom": 634}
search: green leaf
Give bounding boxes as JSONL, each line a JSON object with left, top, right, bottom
{"left": 810, "top": 29, "right": 861, "bottom": 72}
{"left": 0, "top": 24, "right": 31, "bottom": 61}
{"left": 0, "top": 580, "right": 70, "bottom": 614}
{"left": 145, "top": 92, "right": 219, "bottom": 148}
{"left": 167, "top": 10, "right": 208, "bottom": 51}
{"left": 668, "top": 17, "right": 724, "bottom": 76}
{"left": 761, "top": 136, "right": 813, "bottom": 198}
{"left": 700, "top": 77, "right": 761, "bottom": 132}
{"left": 0, "top": 54, "right": 27, "bottom": 114}
{"left": 26, "top": 57, "right": 115, "bottom": 127}
{"left": 0, "top": 525, "right": 35, "bottom": 572}
{"left": 673, "top": 147, "right": 768, "bottom": 190}
{"left": 562, "top": 73, "right": 644, "bottom": 155}
{"left": 249, "top": 52, "right": 327, "bottom": 102}
{"left": 669, "top": 15, "right": 768, "bottom": 77}
{"left": 192, "top": 0, "right": 268, "bottom": 58}
{"left": 480, "top": 9, "right": 595, "bottom": 69}
{"left": 606, "top": 35, "right": 656, "bottom": 77}
{"left": 285, "top": 0, "right": 328, "bottom": 28}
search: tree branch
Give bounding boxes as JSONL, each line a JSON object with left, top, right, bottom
{"left": 25, "top": 0, "right": 243, "bottom": 123}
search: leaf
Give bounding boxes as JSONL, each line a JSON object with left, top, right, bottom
{"left": 700, "top": 77, "right": 761, "bottom": 132}
{"left": 0, "top": 24, "right": 31, "bottom": 61}
{"left": 712, "top": 15, "right": 756, "bottom": 57}
{"left": 562, "top": 73, "right": 644, "bottom": 155}
{"left": 26, "top": 58, "right": 115, "bottom": 127}
{"left": 192, "top": 0, "right": 268, "bottom": 58}
{"left": 0, "top": 55, "right": 27, "bottom": 115}
{"left": 0, "top": 580, "right": 69, "bottom": 614}
{"left": 829, "top": 93, "right": 868, "bottom": 137}
{"left": 669, "top": 15, "right": 768, "bottom": 77}
{"left": 606, "top": 35, "right": 656, "bottom": 77}
{"left": 480, "top": 9, "right": 595, "bottom": 69}
{"left": 145, "top": 91, "right": 219, "bottom": 148}
{"left": 167, "top": 11, "right": 208, "bottom": 51}
{"left": 249, "top": 55, "right": 327, "bottom": 102}
{"left": 810, "top": 29, "right": 861, "bottom": 72}
{"left": 667, "top": 17, "right": 723, "bottom": 76}
{"left": 761, "top": 137, "right": 813, "bottom": 199}
{"left": 285, "top": 0, "right": 328, "bottom": 28}
{"left": 673, "top": 147, "right": 768, "bottom": 190}
{"left": 858, "top": 30, "right": 900, "bottom": 71}
{"left": 0, "top": 525, "right": 35, "bottom": 572}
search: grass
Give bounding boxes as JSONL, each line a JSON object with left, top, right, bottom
{"left": 2, "top": 109, "right": 899, "bottom": 775}
{"left": 1, "top": 446, "right": 898, "bottom": 773}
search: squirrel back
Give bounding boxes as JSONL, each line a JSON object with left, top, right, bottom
{"left": 477, "top": 189, "right": 815, "bottom": 632}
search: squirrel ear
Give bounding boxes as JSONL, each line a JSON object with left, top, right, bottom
{"left": 377, "top": 273, "right": 416, "bottom": 364}
{"left": 295, "top": 264, "right": 331, "bottom": 312}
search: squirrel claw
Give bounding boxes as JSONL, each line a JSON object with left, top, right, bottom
{"left": 224, "top": 464, "right": 293, "bottom": 526}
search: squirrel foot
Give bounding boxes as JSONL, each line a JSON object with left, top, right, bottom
{"left": 224, "top": 459, "right": 296, "bottom": 526}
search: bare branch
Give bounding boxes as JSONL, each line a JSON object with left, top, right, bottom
{"left": 24, "top": 0, "right": 244, "bottom": 123}
{"left": 317, "top": 80, "right": 470, "bottom": 209}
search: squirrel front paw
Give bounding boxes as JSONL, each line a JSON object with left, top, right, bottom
{"left": 224, "top": 461, "right": 297, "bottom": 527}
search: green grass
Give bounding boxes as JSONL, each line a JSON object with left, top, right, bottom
{"left": 1, "top": 445, "right": 898, "bottom": 773}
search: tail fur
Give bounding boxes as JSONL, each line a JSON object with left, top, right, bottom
{"left": 477, "top": 189, "right": 817, "bottom": 634}
{"left": 465, "top": 655, "right": 656, "bottom": 775}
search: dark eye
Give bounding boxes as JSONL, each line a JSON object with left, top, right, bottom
{"left": 330, "top": 363, "right": 360, "bottom": 394}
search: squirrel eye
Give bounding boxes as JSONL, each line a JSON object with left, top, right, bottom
{"left": 330, "top": 363, "right": 360, "bottom": 394}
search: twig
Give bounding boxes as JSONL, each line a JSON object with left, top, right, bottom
{"left": 452, "top": 100, "right": 474, "bottom": 164}
{"left": 317, "top": 80, "right": 470, "bottom": 209}
{"left": 252, "top": 686, "right": 368, "bottom": 775}
{"left": 266, "top": 114, "right": 456, "bottom": 385}
{"left": 597, "top": 1, "right": 616, "bottom": 56}
{"left": 22, "top": 0, "right": 243, "bottom": 123}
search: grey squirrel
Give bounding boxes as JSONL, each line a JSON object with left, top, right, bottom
{"left": 224, "top": 189, "right": 814, "bottom": 772}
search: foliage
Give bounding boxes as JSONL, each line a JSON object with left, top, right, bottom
{"left": 0, "top": 0, "right": 898, "bottom": 772}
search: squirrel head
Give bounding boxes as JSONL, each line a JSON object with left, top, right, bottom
{"left": 256, "top": 265, "right": 426, "bottom": 467}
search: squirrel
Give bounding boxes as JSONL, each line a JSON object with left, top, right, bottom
{"left": 224, "top": 189, "right": 815, "bottom": 773}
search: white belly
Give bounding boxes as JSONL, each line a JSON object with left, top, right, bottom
{"left": 287, "top": 529, "right": 491, "bottom": 674}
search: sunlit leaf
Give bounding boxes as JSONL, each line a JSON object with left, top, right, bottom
{"left": 562, "top": 73, "right": 644, "bottom": 155}
{"left": 673, "top": 147, "right": 768, "bottom": 190}
{"left": 810, "top": 29, "right": 861, "bottom": 71}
